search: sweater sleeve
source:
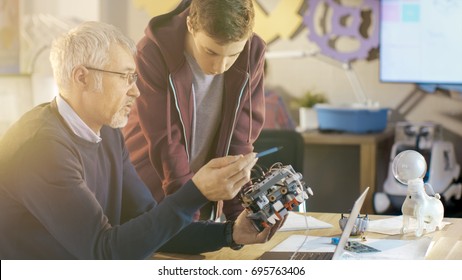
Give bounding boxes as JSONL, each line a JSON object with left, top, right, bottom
{"left": 10, "top": 136, "right": 208, "bottom": 259}
{"left": 159, "top": 221, "right": 228, "bottom": 255}
{"left": 118, "top": 134, "right": 225, "bottom": 257}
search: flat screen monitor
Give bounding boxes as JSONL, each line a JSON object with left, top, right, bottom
{"left": 380, "top": 0, "right": 462, "bottom": 84}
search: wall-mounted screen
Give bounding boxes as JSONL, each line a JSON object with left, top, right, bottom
{"left": 380, "top": 0, "right": 462, "bottom": 84}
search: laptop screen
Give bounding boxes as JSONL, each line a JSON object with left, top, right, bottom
{"left": 332, "top": 187, "right": 369, "bottom": 259}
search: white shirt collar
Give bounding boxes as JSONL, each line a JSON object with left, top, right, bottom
{"left": 56, "top": 94, "right": 102, "bottom": 143}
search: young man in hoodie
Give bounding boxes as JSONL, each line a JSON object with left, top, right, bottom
{"left": 123, "top": 0, "right": 266, "bottom": 221}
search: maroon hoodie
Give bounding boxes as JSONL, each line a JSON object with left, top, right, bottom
{"left": 122, "top": 2, "right": 266, "bottom": 221}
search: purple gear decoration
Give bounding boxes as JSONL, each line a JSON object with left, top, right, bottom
{"left": 304, "top": 0, "right": 379, "bottom": 63}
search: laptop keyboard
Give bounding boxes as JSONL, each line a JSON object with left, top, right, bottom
{"left": 259, "top": 251, "right": 334, "bottom": 260}
{"left": 290, "top": 251, "right": 334, "bottom": 260}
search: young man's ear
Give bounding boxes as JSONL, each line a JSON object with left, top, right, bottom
{"left": 186, "top": 16, "right": 193, "bottom": 33}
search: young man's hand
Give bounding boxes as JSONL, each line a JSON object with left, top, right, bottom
{"left": 192, "top": 153, "right": 257, "bottom": 201}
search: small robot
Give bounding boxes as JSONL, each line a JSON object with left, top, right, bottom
{"left": 393, "top": 150, "right": 444, "bottom": 237}
{"left": 240, "top": 164, "right": 313, "bottom": 232}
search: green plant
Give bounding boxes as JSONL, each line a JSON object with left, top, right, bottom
{"left": 293, "top": 90, "right": 328, "bottom": 108}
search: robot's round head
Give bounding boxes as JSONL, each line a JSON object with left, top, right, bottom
{"left": 392, "top": 150, "right": 427, "bottom": 185}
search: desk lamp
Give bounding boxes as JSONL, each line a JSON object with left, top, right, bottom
{"left": 392, "top": 150, "right": 444, "bottom": 237}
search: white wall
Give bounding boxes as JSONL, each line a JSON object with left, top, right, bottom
{"left": 21, "top": 0, "right": 100, "bottom": 21}
{"left": 0, "top": 75, "right": 32, "bottom": 135}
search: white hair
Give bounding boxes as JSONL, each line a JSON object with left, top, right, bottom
{"left": 49, "top": 21, "right": 136, "bottom": 92}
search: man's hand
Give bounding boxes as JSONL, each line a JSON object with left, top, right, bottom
{"left": 192, "top": 153, "right": 257, "bottom": 201}
{"left": 232, "top": 210, "right": 286, "bottom": 245}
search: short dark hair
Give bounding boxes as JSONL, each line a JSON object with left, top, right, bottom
{"left": 189, "top": 0, "right": 255, "bottom": 44}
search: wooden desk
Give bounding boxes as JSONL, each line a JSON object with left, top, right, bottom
{"left": 153, "top": 212, "right": 462, "bottom": 260}
{"left": 302, "top": 127, "right": 395, "bottom": 213}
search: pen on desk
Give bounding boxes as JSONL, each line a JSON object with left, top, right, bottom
{"left": 256, "top": 146, "right": 283, "bottom": 158}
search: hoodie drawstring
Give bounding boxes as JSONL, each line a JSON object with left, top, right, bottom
{"left": 167, "top": 80, "right": 172, "bottom": 144}
{"left": 247, "top": 37, "right": 253, "bottom": 144}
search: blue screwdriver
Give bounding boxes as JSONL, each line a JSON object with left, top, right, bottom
{"left": 256, "top": 146, "right": 284, "bottom": 158}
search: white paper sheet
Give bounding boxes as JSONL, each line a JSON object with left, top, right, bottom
{"left": 367, "top": 215, "right": 451, "bottom": 235}
{"left": 271, "top": 234, "right": 433, "bottom": 260}
{"left": 279, "top": 212, "right": 333, "bottom": 231}
{"left": 272, "top": 235, "right": 336, "bottom": 252}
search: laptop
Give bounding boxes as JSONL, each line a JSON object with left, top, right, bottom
{"left": 259, "top": 187, "right": 370, "bottom": 260}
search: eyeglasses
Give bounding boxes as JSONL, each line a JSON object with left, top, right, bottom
{"left": 85, "top": 66, "right": 138, "bottom": 86}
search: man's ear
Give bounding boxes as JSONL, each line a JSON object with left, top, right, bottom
{"left": 72, "top": 65, "right": 89, "bottom": 88}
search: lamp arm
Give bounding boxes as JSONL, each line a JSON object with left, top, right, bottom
{"left": 265, "top": 50, "right": 372, "bottom": 106}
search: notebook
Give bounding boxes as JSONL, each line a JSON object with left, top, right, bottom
{"left": 259, "top": 187, "right": 370, "bottom": 260}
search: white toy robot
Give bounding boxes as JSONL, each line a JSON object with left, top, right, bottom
{"left": 393, "top": 150, "right": 444, "bottom": 237}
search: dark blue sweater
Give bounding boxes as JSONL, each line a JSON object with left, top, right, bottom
{"left": 0, "top": 100, "right": 228, "bottom": 259}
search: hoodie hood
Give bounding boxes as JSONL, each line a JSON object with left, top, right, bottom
{"left": 144, "top": 4, "right": 190, "bottom": 74}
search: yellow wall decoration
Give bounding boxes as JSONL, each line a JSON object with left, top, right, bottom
{"left": 254, "top": 0, "right": 304, "bottom": 43}
{"left": 132, "top": 0, "right": 180, "bottom": 17}
{"left": 132, "top": 0, "right": 304, "bottom": 44}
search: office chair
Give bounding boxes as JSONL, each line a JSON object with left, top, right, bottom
{"left": 253, "top": 129, "right": 304, "bottom": 174}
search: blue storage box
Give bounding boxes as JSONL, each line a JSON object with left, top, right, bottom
{"left": 315, "top": 104, "right": 388, "bottom": 134}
